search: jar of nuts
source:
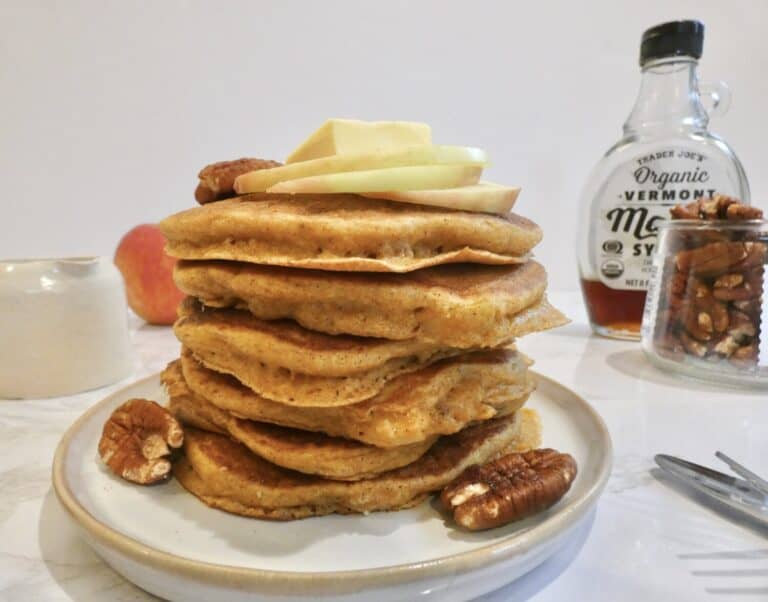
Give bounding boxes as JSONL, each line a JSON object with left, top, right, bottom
{"left": 641, "top": 195, "right": 767, "bottom": 388}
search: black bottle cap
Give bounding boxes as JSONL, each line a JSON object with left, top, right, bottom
{"left": 640, "top": 20, "right": 704, "bottom": 66}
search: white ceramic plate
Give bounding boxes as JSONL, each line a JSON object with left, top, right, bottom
{"left": 52, "top": 372, "right": 612, "bottom": 602}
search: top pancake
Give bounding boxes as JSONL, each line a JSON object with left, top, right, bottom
{"left": 174, "top": 260, "right": 567, "bottom": 348}
{"left": 159, "top": 194, "right": 542, "bottom": 273}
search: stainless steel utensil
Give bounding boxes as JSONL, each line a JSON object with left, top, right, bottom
{"left": 655, "top": 452, "right": 768, "bottom": 527}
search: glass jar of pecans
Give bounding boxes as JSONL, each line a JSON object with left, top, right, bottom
{"left": 641, "top": 195, "right": 767, "bottom": 387}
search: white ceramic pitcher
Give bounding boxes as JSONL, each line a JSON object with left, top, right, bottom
{"left": 0, "top": 257, "right": 134, "bottom": 398}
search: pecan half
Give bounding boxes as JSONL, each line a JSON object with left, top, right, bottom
{"left": 731, "top": 243, "right": 768, "bottom": 273}
{"left": 98, "top": 399, "right": 184, "bottom": 484}
{"left": 713, "top": 273, "right": 744, "bottom": 290}
{"left": 726, "top": 203, "right": 764, "bottom": 220}
{"left": 680, "top": 295, "right": 729, "bottom": 341}
{"left": 669, "top": 200, "right": 702, "bottom": 220}
{"left": 440, "top": 449, "right": 577, "bottom": 531}
{"left": 195, "top": 157, "right": 281, "bottom": 204}
{"left": 728, "top": 310, "right": 757, "bottom": 340}
{"left": 712, "top": 268, "right": 762, "bottom": 302}
{"left": 734, "top": 298, "right": 761, "bottom": 318}
{"left": 713, "top": 333, "right": 740, "bottom": 357}
{"left": 704, "top": 195, "right": 742, "bottom": 219}
{"left": 670, "top": 195, "right": 762, "bottom": 221}
{"left": 675, "top": 242, "right": 749, "bottom": 277}
{"left": 680, "top": 330, "right": 708, "bottom": 357}
{"left": 732, "top": 343, "right": 758, "bottom": 363}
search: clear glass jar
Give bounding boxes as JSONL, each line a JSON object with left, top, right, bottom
{"left": 641, "top": 220, "right": 767, "bottom": 388}
{"left": 577, "top": 21, "right": 750, "bottom": 341}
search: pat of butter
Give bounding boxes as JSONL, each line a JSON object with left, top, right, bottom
{"left": 286, "top": 119, "right": 431, "bottom": 164}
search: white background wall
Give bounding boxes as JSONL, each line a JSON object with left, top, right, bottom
{"left": 2, "top": 0, "right": 766, "bottom": 290}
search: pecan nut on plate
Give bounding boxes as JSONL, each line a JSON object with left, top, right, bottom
{"left": 441, "top": 448, "right": 577, "bottom": 531}
{"left": 654, "top": 195, "right": 766, "bottom": 367}
{"left": 194, "top": 157, "right": 281, "bottom": 205}
{"left": 98, "top": 398, "right": 184, "bottom": 485}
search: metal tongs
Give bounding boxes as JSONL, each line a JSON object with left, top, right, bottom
{"left": 655, "top": 452, "right": 768, "bottom": 527}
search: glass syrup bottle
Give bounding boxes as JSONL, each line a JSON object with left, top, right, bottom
{"left": 577, "top": 20, "right": 750, "bottom": 340}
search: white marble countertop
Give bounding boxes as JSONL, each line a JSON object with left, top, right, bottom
{"left": 1, "top": 291, "right": 766, "bottom": 601}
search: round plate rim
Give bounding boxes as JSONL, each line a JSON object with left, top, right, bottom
{"left": 52, "top": 370, "right": 613, "bottom": 591}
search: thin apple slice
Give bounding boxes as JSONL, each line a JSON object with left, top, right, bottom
{"left": 361, "top": 182, "right": 521, "bottom": 214}
{"left": 234, "top": 145, "right": 488, "bottom": 194}
{"left": 267, "top": 165, "right": 482, "bottom": 194}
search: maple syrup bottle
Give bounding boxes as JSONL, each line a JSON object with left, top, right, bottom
{"left": 577, "top": 20, "right": 750, "bottom": 340}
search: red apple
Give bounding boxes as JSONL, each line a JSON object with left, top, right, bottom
{"left": 114, "top": 224, "right": 185, "bottom": 325}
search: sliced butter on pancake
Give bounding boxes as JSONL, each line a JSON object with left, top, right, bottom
{"left": 173, "top": 260, "right": 567, "bottom": 348}
{"left": 285, "top": 119, "right": 432, "bottom": 163}
{"left": 174, "top": 409, "right": 541, "bottom": 519}
{"left": 178, "top": 350, "right": 534, "bottom": 448}
{"left": 175, "top": 298, "right": 468, "bottom": 406}
{"left": 159, "top": 195, "right": 540, "bottom": 273}
{"left": 162, "top": 361, "right": 435, "bottom": 481}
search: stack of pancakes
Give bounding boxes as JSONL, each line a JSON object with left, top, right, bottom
{"left": 158, "top": 190, "right": 567, "bottom": 519}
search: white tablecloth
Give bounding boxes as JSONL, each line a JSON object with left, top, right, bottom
{"left": 1, "top": 291, "right": 766, "bottom": 601}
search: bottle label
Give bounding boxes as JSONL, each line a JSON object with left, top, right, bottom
{"left": 594, "top": 147, "right": 731, "bottom": 290}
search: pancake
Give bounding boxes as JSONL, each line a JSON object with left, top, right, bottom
{"left": 174, "top": 409, "right": 542, "bottom": 519}
{"left": 177, "top": 350, "right": 534, "bottom": 448}
{"left": 175, "top": 298, "right": 464, "bottom": 406}
{"left": 159, "top": 194, "right": 541, "bottom": 273}
{"left": 162, "top": 363, "right": 436, "bottom": 480}
{"left": 173, "top": 260, "right": 567, "bottom": 348}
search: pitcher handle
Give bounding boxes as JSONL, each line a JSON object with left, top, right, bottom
{"left": 700, "top": 80, "right": 731, "bottom": 118}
